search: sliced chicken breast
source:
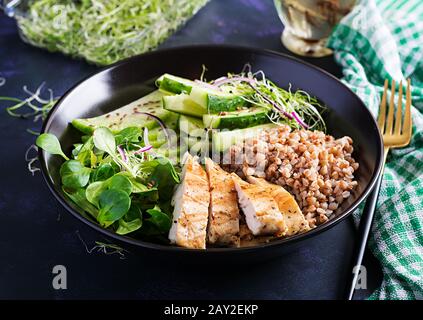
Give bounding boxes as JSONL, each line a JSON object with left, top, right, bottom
{"left": 169, "top": 154, "right": 210, "bottom": 249}
{"left": 239, "top": 218, "right": 273, "bottom": 247}
{"left": 246, "top": 176, "right": 310, "bottom": 236}
{"left": 205, "top": 158, "right": 240, "bottom": 247}
{"left": 231, "top": 173, "right": 287, "bottom": 236}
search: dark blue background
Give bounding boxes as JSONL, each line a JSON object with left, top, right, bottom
{"left": 0, "top": 0, "right": 382, "bottom": 299}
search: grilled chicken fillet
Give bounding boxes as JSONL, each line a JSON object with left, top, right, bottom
{"left": 169, "top": 154, "right": 210, "bottom": 249}
{"left": 205, "top": 158, "right": 240, "bottom": 247}
{"left": 247, "top": 176, "right": 310, "bottom": 236}
{"left": 231, "top": 173, "right": 287, "bottom": 236}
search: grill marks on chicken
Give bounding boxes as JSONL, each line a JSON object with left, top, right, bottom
{"left": 169, "top": 154, "right": 210, "bottom": 249}
{"left": 169, "top": 157, "right": 304, "bottom": 249}
{"left": 247, "top": 176, "right": 310, "bottom": 236}
{"left": 205, "top": 158, "right": 240, "bottom": 247}
{"left": 231, "top": 173, "right": 287, "bottom": 236}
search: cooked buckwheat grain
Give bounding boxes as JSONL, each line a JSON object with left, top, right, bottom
{"left": 225, "top": 125, "right": 359, "bottom": 228}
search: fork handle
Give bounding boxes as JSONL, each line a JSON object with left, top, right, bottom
{"left": 345, "top": 167, "right": 384, "bottom": 300}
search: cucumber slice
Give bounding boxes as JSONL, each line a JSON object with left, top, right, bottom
{"left": 180, "top": 135, "right": 211, "bottom": 156}
{"left": 163, "top": 111, "right": 180, "bottom": 130}
{"left": 181, "top": 135, "right": 210, "bottom": 148}
{"left": 212, "top": 123, "right": 279, "bottom": 152}
{"left": 146, "top": 104, "right": 179, "bottom": 160}
{"left": 150, "top": 127, "right": 179, "bottom": 149}
{"left": 72, "top": 90, "right": 169, "bottom": 134}
{"left": 179, "top": 115, "right": 205, "bottom": 135}
{"left": 157, "top": 74, "right": 194, "bottom": 94}
{"left": 163, "top": 94, "right": 206, "bottom": 117}
{"left": 147, "top": 118, "right": 177, "bottom": 143}
{"left": 189, "top": 86, "right": 249, "bottom": 113}
{"left": 188, "top": 137, "right": 211, "bottom": 155}
{"left": 203, "top": 107, "right": 270, "bottom": 130}
{"left": 178, "top": 115, "right": 211, "bottom": 156}
{"left": 157, "top": 74, "right": 250, "bottom": 113}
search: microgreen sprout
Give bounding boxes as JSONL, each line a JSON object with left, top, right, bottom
{"left": 0, "top": 83, "right": 58, "bottom": 122}
{"left": 76, "top": 230, "right": 128, "bottom": 260}
{"left": 143, "top": 127, "right": 150, "bottom": 146}
{"left": 93, "top": 242, "right": 128, "bottom": 259}
{"left": 16, "top": 0, "right": 209, "bottom": 65}
{"left": 25, "top": 144, "right": 41, "bottom": 176}
{"left": 210, "top": 68, "right": 326, "bottom": 132}
{"left": 117, "top": 145, "right": 128, "bottom": 163}
{"left": 134, "top": 145, "right": 153, "bottom": 154}
{"left": 26, "top": 129, "right": 41, "bottom": 136}
{"left": 200, "top": 64, "right": 208, "bottom": 82}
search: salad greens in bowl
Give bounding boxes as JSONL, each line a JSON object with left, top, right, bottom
{"left": 37, "top": 127, "right": 179, "bottom": 241}
{"left": 37, "top": 46, "right": 382, "bottom": 261}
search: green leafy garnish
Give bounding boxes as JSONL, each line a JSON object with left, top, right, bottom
{"left": 86, "top": 173, "right": 132, "bottom": 207}
{"left": 93, "top": 127, "right": 116, "bottom": 155}
{"left": 129, "top": 177, "right": 157, "bottom": 194}
{"left": 93, "top": 127, "right": 136, "bottom": 177}
{"left": 116, "top": 204, "right": 143, "bottom": 235}
{"left": 63, "top": 187, "right": 98, "bottom": 220}
{"left": 85, "top": 181, "right": 108, "bottom": 207}
{"left": 72, "top": 144, "right": 83, "bottom": 158}
{"left": 98, "top": 189, "right": 131, "bottom": 227}
{"left": 37, "top": 124, "right": 180, "bottom": 240}
{"left": 90, "top": 163, "right": 115, "bottom": 182}
{"left": 146, "top": 206, "right": 172, "bottom": 233}
{"left": 148, "top": 158, "right": 180, "bottom": 201}
{"left": 74, "top": 137, "right": 95, "bottom": 165}
{"left": 36, "top": 133, "right": 69, "bottom": 160}
{"left": 60, "top": 160, "right": 91, "bottom": 189}
{"left": 115, "top": 127, "right": 142, "bottom": 146}
{"left": 108, "top": 175, "right": 132, "bottom": 195}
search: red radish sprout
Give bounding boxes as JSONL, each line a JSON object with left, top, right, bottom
{"left": 134, "top": 111, "right": 170, "bottom": 141}
{"left": 117, "top": 145, "right": 128, "bottom": 162}
{"left": 194, "top": 79, "right": 221, "bottom": 91}
{"left": 291, "top": 111, "right": 309, "bottom": 129}
{"left": 134, "top": 145, "right": 153, "bottom": 154}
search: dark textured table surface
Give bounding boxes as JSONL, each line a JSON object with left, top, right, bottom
{"left": 0, "top": 0, "right": 382, "bottom": 300}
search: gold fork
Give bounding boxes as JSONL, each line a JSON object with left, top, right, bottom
{"left": 346, "top": 79, "right": 412, "bottom": 300}
{"left": 378, "top": 78, "right": 413, "bottom": 161}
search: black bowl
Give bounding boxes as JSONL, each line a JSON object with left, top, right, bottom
{"left": 39, "top": 45, "right": 383, "bottom": 263}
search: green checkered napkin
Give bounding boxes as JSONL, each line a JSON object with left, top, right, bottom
{"left": 327, "top": 0, "right": 423, "bottom": 300}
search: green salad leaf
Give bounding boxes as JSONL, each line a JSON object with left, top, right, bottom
{"left": 91, "top": 163, "right": 115, "bottom": 182}
{"left": 86, "top": 173, "right": 132, "bottom": 207}
{"left": 85, "top": 180, "right": 108, "bottom": 207}
{"left": 146, "top": 206, "right": 172, "bottom": 233}
{"left": 63, "top": 187, "right": 98, "bottom": 220}
{"left": 115, "top": 127, "right": 142, "bottom": 146}
{"left": 128, "top": 177, "right": 152, "bottom": 193}
{"left": 60, "top": 160, "right": 91, "bottom": 189}
{"left": 72, "top": 144, "right": 83, "bottom": 158}
{"left": 98, "top": 189, "right": 131, "bottom": 227}
{"left": 33, "top": 109, "right": 180, "bottom": 241}
{"left": 93, "top": 127, "right": 116, "bottom": 155}
{"left": 108, "top": 175, "right": 132, "bottom": 195}
{"left": 92, "top": 127, "right": 137, "bottom": 177}
{"left": 36, "top": 133, "right": 69, "bottom": 160}
{"left": 75, "top": 136, "right": 95, "bottom": 165}
{"left": 81, "top": 135, "right": 91, "bottom": 143}
{"left": 148, "top": 158, "right": 180, "bottom": 201}
{"left": 116, "top": 204, "right": 142, "bottom": 235}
